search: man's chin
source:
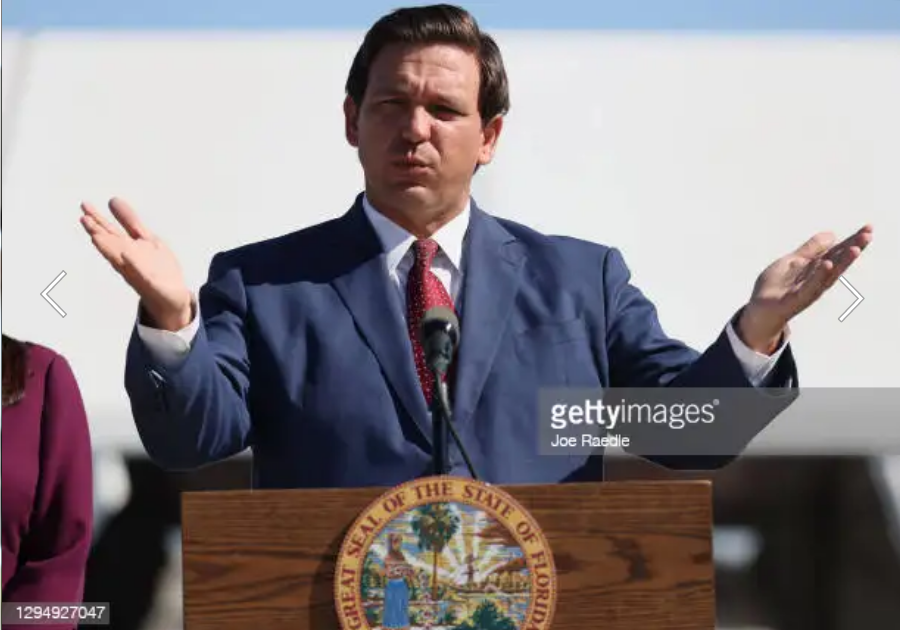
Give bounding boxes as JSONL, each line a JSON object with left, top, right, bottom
{"left": 368, "top": 180, "right": 452, "bottom": 215}
{"left": 386, "top": 184, "right": 436, "bottom": 206}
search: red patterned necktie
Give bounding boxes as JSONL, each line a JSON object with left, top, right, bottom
{"left": 406, "top": 239, "right": 456, "bottom": 404}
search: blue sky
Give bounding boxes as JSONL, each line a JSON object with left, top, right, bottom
{"left": 3, "top": 0, "right": 900, "bottom": 30}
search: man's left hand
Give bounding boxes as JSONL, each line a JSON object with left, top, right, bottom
{"left": 737, "top": 224, "right": 874, "bottom": 354}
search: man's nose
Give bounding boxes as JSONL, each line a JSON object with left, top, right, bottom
{"left": 400, "top": 107, "right": 431, "bottom": 143}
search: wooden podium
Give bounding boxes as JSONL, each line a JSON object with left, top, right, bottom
{"left": 181, "top": 480, "right": 714, "bottom": 629}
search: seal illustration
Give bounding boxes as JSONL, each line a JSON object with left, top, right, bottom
{"left": 334, "top": 476, "right": 557, "bottom": 630}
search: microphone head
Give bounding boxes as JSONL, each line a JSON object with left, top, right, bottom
{"left": 420, "top": 306, "right": 460, "bottom": 350}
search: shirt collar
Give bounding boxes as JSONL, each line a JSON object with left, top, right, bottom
{"left": 362, "top": 193, "right": 469, "bottom": 274}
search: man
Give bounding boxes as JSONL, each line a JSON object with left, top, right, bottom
{"left": 81, "top": 5, "right": 871, "bottom": 488}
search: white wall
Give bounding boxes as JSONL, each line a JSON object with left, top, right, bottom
{"left": 2, "top": 31, "right": 898, "bottom": 452}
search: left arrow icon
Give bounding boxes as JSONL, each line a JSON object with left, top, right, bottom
{"left": 41, "top": 271, "right": 68, "bottom": 317}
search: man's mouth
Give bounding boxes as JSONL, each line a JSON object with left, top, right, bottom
{"left": 396, "top": 157, "right": 430, "bottom": 168}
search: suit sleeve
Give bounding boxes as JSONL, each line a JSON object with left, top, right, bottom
{"left": 124, "top": 251, "right": 253, "bottom": 470}
{"left": 2, "top": 356, "right": 93, "bottom": 626}
{"left": 602, "top": 247, "right": 703, "bottom": 388}
{"left": 600, "top": 247, "right": 799, "bottom": 469}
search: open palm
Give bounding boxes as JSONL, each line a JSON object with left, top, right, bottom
{"left": 80, "top": 198, "right": 193, "bottom": 330}
{"left": 750, "top": 225, "right": 873, "bottom": 324}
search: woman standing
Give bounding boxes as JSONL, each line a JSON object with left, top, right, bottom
{"left": 2, "top": 332, "right": 94, "bottom": 621}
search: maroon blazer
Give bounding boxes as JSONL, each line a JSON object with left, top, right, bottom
{"left": 2, "top": 342, "right": 93, "bottom": 624}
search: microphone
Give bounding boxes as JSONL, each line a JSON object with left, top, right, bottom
{"left": 420, "top": 306, "right": 460, "bottom": 378}
{"left": 419, "top": 307, "right": 480, "bottom": 480}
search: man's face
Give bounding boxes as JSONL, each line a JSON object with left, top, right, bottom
{"left": 345, "top": 43, "right": 502, "bottom": 226}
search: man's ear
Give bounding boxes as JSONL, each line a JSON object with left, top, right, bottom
{"left": 344, "top": 95, "right": 359, "bottom": 147}
{"left": 477, "top": 115, "right": 504, "bottom": 166}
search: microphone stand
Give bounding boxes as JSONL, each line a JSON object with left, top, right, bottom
{"left": 430, "top": 369, "right": 480, "bottom": 481}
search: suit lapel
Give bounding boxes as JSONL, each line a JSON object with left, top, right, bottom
{"left": 452, "top": 205, "right": 525, "bottom": 428}
{"left": 331, "top": 198, "right": 431, "bottom": 439}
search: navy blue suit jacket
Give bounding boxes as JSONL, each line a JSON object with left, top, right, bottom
{"left": 124, "top": 195, "right": 798, "bottom": 488}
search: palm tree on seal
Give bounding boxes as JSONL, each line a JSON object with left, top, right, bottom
{"left": 411, "top": 503, "right": 460, "bottom": 601}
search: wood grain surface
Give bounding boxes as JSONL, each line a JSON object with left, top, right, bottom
{"left": 181, "top": 480, "right": 714, "bottom": 629}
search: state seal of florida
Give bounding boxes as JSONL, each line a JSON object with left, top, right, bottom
{"left": 334, "top": 476, "right": 557, "bottom": 630}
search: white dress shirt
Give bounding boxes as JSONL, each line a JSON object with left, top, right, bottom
{"left": 362, "top": 195, "right": 468, "bottom": 314}
{"left": 136, "top": 195, "right": 787, "bottom": 385}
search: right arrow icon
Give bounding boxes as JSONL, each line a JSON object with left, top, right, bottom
{"left": 838, "top": 275, "right": 864, "bottom": 322}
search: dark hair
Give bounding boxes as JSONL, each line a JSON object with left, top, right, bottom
{"left": 345, "top": 4, "right": 510, "bottom": 123}
{"left": 2, "top": 334, "right": 29, "bottom": 407}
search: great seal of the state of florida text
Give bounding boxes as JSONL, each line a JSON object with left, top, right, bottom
{"left": 334, "top": 476, "right": 557, "bottom": 630}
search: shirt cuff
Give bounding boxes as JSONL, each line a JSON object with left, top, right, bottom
{"left": 135, "top": 298, "right": 200, "bottom": 370}
{"left": 725, "top": 318, "right": 788, "bottom": 387}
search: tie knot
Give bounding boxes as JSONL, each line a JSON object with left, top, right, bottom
{"left": 412, "top": 239, "right": 440, "bottom": 267}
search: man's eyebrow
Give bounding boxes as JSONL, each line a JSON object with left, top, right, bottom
{"left": 368, "top": 78, "right": 416, "bottom": 94}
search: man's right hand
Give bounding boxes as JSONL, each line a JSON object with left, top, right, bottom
{"left": 81, "top": 197, "right": 194, "bottom": 332}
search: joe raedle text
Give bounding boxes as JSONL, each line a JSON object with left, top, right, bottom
{"left": 550, "top": 432, "right": 631, "bottom": 449}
